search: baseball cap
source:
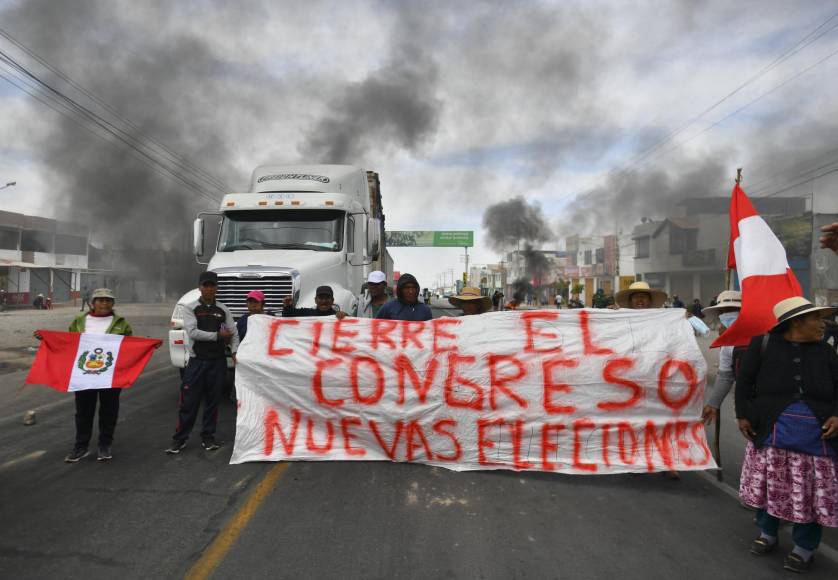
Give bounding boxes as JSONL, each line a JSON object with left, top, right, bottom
{"left": 91, "top": 288, "right": 115, "bottom": 300}
{"left": 246, "top": 290, "right": 266, "bottom": 302}
{"left": 367, "top": 271, "right": 386, "bottom": 284}
{"left": 315, "top": 285, "right": 334, "bottom": 297}
{"left": 199, "top": 271, "right": 218, "bottom": 285}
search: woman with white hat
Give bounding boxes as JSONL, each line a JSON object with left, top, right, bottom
{"left": 449, "top": 287, "right": 493, "bottom": 316}
{"left": 701, "top": 290, "right": 743, "bottom": 424}
{"left": 736, "top": 297, "right": 838, "bottom": 573}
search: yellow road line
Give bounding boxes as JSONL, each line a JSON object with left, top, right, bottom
{"left": 185, "top": 462, "right": 290, "bottom": 580}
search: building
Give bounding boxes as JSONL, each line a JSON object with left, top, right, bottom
{"left": 504, "top": 249, "right": 566, "bottom": 303}
{"left": 0, "top": 210, "right": 89, "bottom": 305}
{"left": 564, "top": 235, "right": 626, "bottom": 305}
{"left": 631, "top": 197, "right": 808, "bottom": 304}
{"left": 469, "top": 263, "right": 505, "bottom": 293}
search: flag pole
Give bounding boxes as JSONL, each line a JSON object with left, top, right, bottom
{"left": 714, "top": 167, "right": 743, "bottom": 482}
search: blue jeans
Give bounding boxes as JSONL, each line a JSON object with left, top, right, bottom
{"left": 757, "top": 509, "right": 822, "bottom": 550}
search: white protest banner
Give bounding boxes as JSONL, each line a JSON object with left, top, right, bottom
{"left": 230, "top": 309, "right": 716, "bottom": 474}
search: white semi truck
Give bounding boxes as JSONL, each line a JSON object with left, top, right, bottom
{"left": 168, "top": 164, "right": 389, "bottom": 368}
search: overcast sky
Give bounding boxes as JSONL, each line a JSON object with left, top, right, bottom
{"left": 2, "top": 0, "right": 838, "bottom": 289}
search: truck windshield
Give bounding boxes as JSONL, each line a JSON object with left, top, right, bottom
{"left": 218, "top": 210, "right": 344, "bottom": 252}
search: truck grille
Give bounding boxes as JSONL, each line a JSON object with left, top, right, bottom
{"left": 216, "top": 274, "right": 293, "bottom": 318}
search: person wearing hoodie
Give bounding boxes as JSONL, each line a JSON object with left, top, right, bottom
{"left": 376, "top": 273, "right": 432, "bottom": 321}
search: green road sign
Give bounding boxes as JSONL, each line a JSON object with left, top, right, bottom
{"left": 386, "top": 230, "right": 474, "bottom": 247}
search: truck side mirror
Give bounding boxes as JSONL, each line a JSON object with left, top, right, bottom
{"left": 368, "top": 217, "right": 381, "bottom": 260}
{"left": 193, "top": 218, "right": 204, "bottom": 258}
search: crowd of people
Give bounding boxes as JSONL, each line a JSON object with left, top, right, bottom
{"left": 32, "top": 220, "right": 838, "bottom": 574}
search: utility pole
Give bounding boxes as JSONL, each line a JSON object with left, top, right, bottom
{"left": 463, "top": 246, "right": 469, "bottom": 286}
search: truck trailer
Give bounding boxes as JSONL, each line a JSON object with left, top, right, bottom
{"left": 168, "top": 164, "right": 387, "bottom": 368}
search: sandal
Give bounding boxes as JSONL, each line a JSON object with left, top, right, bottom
{"left": 749, "top": 537, "right": 778, "bottom": 556}
{"left": 783, "top": 553, "right": 813, "bottom": 573}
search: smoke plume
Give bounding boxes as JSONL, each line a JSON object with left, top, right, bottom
{"left": 555, "top": 155, "right": 730, "bottom": 237}
{"left": 298, "top": 17, "right": 442, "bottom": 163}
{"left": 482, "top": 196, "right": 552, "bottom": 252}
{"left": 0, "top": 2, "right": 288, "bottom": 296}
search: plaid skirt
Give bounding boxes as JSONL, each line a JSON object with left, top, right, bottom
{"left": 740, "top": 442, "right": 838, "bottom": 527}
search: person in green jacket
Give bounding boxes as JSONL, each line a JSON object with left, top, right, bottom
{"left": 65, "top": 288, "right": 133, "bottom": 463}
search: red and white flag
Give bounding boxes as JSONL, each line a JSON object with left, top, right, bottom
{"left": 712, "top": 183, "right": 802, "bottom": 347}
{"left": 26, "top": 331, "right": 162, "bottom": 392}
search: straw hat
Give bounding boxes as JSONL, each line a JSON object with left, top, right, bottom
{"left": 771, "top": 296, "right": 837, "bottom": 329}
{"left": 449, "top": 287, "right": 492, "bottom": 313}
{"left": 701, "top": 290, "right": 742, "bottom": 322}
{"left": 614, "top": 281, "right": 667, "bottom": 309}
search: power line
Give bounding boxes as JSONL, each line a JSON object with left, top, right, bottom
{"left": 570, "top": 10, "right": 838, "bottom": 199}
{"left": 628, "top": 9, "right": 838, "bottom": 168}
{"left": 0, "top": 36, "right": 228, "bottom": 203}
{"left": 643, "top": 43, "right": 838, "bottom": 166}
{"left": 0, "top": 58, "right": 221, "bottom": 205}
{"left": 0, "top": 27, "right": 230, "bottom": 194}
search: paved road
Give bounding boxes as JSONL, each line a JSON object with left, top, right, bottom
{"left": 0, "top": 303, "right": 836, "bottom": 579}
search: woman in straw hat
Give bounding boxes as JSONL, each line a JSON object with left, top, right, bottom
{"left": 614, "top": 281, "right": 680, "bottom": 479}
{"left": 701, "top": 290, "right": 743, "bottom": 424}
{"left": 449, "top": 287, "right": 493, "bottom": 316}
{"left": 613, "top": 281, "right": 667, "bottom": 309}
{"left": 736, "top": 297, "right": 838, "bottom": 573}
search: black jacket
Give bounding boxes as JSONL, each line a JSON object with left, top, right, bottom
{"left": 735, "top": 333, "right": 838, "bottom": 451}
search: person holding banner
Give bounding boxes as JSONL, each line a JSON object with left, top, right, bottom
{"left": 64, "top": 288, "right": 133, "bottom": 463}
{"left": 357, "top": 272, "right": 389, "bottom": 318}
{"left": 736, "top": 297, "right": 838, "bottom": 573}
{"left": 819, "top": 222, "right": 838, "bottom": 253}
{"left": 448, "top": 287, "right": 492, "bottom": 316}
{"left": 375, "top": 273, "right": 432, "bottom": 321}
{"left": 236, "top": 290, "right": 274, "bottom": 341}
{"left": 614, "top": 281, "right": 683, "bottom": 480}
{"left": 282, "top": 286, "right": 343, "bottom": 317}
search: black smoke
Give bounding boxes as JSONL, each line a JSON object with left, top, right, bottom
{"left": 482, "top": 196, "right": 552, "bottom": 252}
{"left": 298, "top": 7, "right": 442, "bottom": 163}
{"left": 555, "top": 155, "right": 730, "bottom": 236}
{"left": 298, "top": 45, "right": 441, "bottom": 163}
{"left": 0, "top": 1, "right": 279, "bottom": 297}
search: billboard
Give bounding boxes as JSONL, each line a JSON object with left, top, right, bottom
{"left": 386, "top": 231, "right": 474, "bottom": 247}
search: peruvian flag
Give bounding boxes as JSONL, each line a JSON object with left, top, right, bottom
{"left": 712, "top": 183, "right": 802, "bottom": 347}
{"left": 26, "top": 331, "right": 162, "bottom": 392}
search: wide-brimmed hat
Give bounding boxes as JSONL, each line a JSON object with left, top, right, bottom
{"left": 449, "top": 287, "right": 492, "bottom": 313}
{"left": 702, "top": 290, "right": 742, "bottom": 322}
{"left": 771, "top": 297, "right": 837, "bottom": 329}
{"left": 614, "top": 281, "right": 666, "bottom": 308}
{"left": 91, "top": 288, "right": 115, "bottom": 300}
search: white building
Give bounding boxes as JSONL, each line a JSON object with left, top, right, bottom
{"left": 0, "top": 210, "right": 89, "bottom": 304}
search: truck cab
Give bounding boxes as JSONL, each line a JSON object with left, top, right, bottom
{"left": 168, "top": 164, "right": 386, "bottom": 368}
